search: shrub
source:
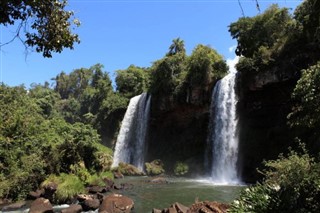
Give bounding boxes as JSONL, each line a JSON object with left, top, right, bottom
{"left": 42, "top": 174, "right": 85, "bottom": 203}
{"left": 229, "top": 144, "right": 320, "bottom": 213}
{"left": 174, "top": 161, "right": 189, "bottom": 176}
{"left": 145, "top": 159, "right": 165, "bottom": 176}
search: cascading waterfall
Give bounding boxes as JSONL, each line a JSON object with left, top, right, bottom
{"left": 207, "top": 71, "right": 240, "bottom": 184}
{"left": 111, "top": 93, "right": 151, "bottom": 171}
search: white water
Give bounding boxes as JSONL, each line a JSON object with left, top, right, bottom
{"left": 207, "top": 71, "right": 240, "bottom": 185}
{"left": 111, "top": 93, "right": 151, "bottom": 171}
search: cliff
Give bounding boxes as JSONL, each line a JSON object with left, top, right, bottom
{"left": 236, "top": 68, "right": 298, "bottom": 182}
{"left": 146, "top": 85, "right": 214, "bottom": 175}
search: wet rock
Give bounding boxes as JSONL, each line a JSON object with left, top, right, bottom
{"left": 152, "top": 208, "right": 162, "bottom": 213}
{"left": 158, "top": 202, "right": 189, "bottom": 213}
{"left": 82, "top": 198, "right": 100, "bottom": 211}
{"left": 29, "top": 197, "right": 53, "bottom": 213}
{"left": 99, "top": 194, "right": 134, "bottom": 213}
{"left": 88, "top": 185, "right": 107, "bottom": 193}
{"left": 114, "top": 171, "right": 124, "bottom": 179}
{"left": 172, "top": 202, "right": 188, "bottom": 213}
{"left": 103, "top": 177, "right": 115, "bottom": 188}
{"left": 42, "top": 182, "right": 57, "bottom": 202}
{"left": 77, "top": 194, "right": 95, "bottom": 202}
{"left": 1, "top": 201, "right": 27, "bottom": 211}
{"left": 187, "top": 201, "right": 229, "bottom": 213}
{"left": 149, "top": 177, "right": 168, "bottom": 184}
{"left": 114, "top": 183, "right": 134, "bottom": 190}
{"left": 61, "top": 204, "right": 82, "bottom": 213}
{"left": 28, "top": 189, "right": 44, "bottom": 200}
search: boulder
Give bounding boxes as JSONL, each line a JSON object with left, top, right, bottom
{"left": 171, "top": 202, "right": 188, "bottom": 213}
{"left": 77, "top": 194, "right": 95, "bottom": 202}
{"left": 88, "top": 185, "right": 107, "bottom": 193}
{"left": 113, "top": 183, "right": 133, "bottom": 190}
{"left": 82, "top": 198, "right": 100, "bottom": 211}
{"left": 114, "top": 171, "right": 124, "bottom": 179}
{"left": 41, "top": 182, "right": 57, "bottom": 202}
{"left": 1, "top": 201, "right": 27, "bottom": 211}
{"left": 61, "top": 204, "right": 82, "bottom": 213}
{"left": 103, "top": 177, "right": 115, "bottom": 188}
{"left": 29, "top": 198, "right": 53, "bottom": 213}
{"left": 187, "top": 201, "right": 229, "bottom": 213}
{"left": 149, "top": 177, "right": 168, "bottom": 184}
{"left": 28, "top": 189, "right": 44, "bottom": 200}
{"left": 152, "top": 208, "right": 162, "bottom": 213}
{"left": 158, "top": 202, "right": 189, "bottom": 213}
{"left": 99, "top": 194, "right": 134, "bottom": 213}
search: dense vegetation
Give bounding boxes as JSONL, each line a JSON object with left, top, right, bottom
{"left": 229, "top": 0, "right": 320, "bottom": 211}
{"left": 0, "top": 39, "right": 226, "bottom": 201}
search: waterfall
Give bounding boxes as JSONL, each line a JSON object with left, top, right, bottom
{"left": 111, "top": 93, "right": 151, "bottom": 171}
{"left": 207, "top": 72, "right": 240, "bottom": 184}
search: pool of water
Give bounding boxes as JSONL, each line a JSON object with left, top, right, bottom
{"left": 114, "top": 176, "right": 244, "bottom": 213}
{"left": 2, "top": 177, "right": 244, "bottom": 213}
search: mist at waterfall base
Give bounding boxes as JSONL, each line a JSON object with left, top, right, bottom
{"left": 111, "top": 93, "right": 151, "bottom": 171}
{"left": 205, "top": 71, "right": 241, "bottom": 185}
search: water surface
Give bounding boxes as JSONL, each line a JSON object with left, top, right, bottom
{"left": 115, "top": 176, "right": 243, "bottom": 213}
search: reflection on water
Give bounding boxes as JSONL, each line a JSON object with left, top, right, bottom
{"left": 115, "top": 177, "right": 244, "bottom": 213}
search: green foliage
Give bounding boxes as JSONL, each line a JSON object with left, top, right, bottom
{"left": 43, "top": 174, "right": 85, "bottom": 203}
{"left": 113, "top": 162, "right": 145, "bottom": 176}
{"left": 294, "top": 0, "right": 320, "bottom": 43}
{"left": 149, "top": 39, "right": 227, "bottom": 103}
{"left": 116, "top": 65, "right": 149, "bottom": 98}
{"left": 145, "top": 159, "right": 165, "bottom": 176}
{"left": 229, "top": 5, "right": 294, "bottom": 58}
{"left": 0, "top": 84, "right": 114, "bottom": 200}
{"left": 186, "top": 44, "right": 227, "bottom": 86}
{"left": 150, "top": 52, "right": 187, "bottom": 96}
{"left": 229, "top": 144, "right": 320, "bottom": 213}
{"left": 173, "top": 161, "right": 189, "bottom": 176}
{"left": 288, "top": 61, "right": 320, "bottom": 129}
{"left": 0, "top": 0, "right": 80, "bottom": 57}
{"left": 167, "top": 37, "right": 186, "bottom": 56}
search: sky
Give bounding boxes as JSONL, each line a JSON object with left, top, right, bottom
{"left": 0, "top": 0, "right": 302, "bottom": 88}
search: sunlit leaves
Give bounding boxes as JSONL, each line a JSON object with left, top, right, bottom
{"left": 0, "top": 0, "right": 80, "bottom": 57}
{"left": 288, "top": 61, "right": 320, "bottom": 128}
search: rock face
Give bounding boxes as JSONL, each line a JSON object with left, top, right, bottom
{"left": 236, "top": 69, "right": 297, "bottom": 182}
{"left": 99, "top": 194, "right": 134, "bottom": 213}
{"left": 147, "top": 102, "right": 210, "bottom": 175}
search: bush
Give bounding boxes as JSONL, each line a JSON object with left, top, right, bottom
{"left": 113, "top": 162, "right": 145, "bottom": 176}
{"left": 42, "top": 174, "right": 85, "bottom": 203}
{"left": 174, "top": 161, "right": 189, "bottom": 176}
{"left": 145, "top": 159, "right": 165, "bottom": 176}
{"left": 229, "top": 144, "right": 320, "bottom": 213}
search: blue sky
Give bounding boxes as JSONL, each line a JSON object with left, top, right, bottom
{"left": 0, "top": 0, "right": 301, "bottom": 88}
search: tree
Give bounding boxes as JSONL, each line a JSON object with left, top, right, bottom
{"left": 229, "top": 4, "right": 293, "bottom": 58}
{"left": 167, "top": 37, "right": 186, "bottom": 56}
{"left": 186, "top": 44, "right": 227, "bottom": 87}
{"left": 0, "top": 0, "right": 80, "bottom": 57}
{"left": 115, "top": 65, "right": 149, "bottom": 98}
{"left": 288, "top": 61, "right": 320, "bottom": 129}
